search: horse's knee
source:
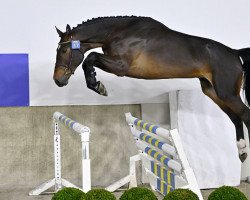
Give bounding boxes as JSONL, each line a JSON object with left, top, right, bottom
{"left": 88, "top": 52, "right": 98, "bottom": 59}
{"left": 84, "top": 52, "right": 98, "bottom": 65}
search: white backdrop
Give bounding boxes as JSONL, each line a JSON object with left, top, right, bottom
{"left": 1, "top": 0, "right": 250, "bottom": 105}
{"left": 178, "top": 90, "right": 241, "bottom": 188}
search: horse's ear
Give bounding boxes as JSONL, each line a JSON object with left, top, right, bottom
{"left": 66, "top": 24, "right": 71, "bottom": 34}
{"left": 55, "top": 26, "right": 63, "bottom": 37}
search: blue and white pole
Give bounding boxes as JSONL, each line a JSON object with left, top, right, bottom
{"left": 29, "top": 112, "right": 91, "bottom": 195}
{"left": 53, "top": 112, "right": 91, "bottom": 193}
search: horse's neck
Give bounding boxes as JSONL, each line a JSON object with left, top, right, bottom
{"left": 74, "top": 20, "right": 131, "bottom": 44}
{"left": 73, "top": 21, "right": 119, "bottom": 44}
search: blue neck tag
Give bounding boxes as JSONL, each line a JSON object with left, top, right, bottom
{"left": 71, "top": 40, "right": 81, "bottom": 49}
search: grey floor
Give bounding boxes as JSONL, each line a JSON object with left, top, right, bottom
{"left": 0, "top": 182, "right": 249, "bottom": 200}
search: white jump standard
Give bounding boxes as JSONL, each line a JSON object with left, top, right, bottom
{"left": 29, "top": 112, "right": 91, "bottom": 195}
{"left": 125, "top": 113, "right": 203, "bottom": 200}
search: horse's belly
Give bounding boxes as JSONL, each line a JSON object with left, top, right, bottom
{"left": 127, "top": 52, "right": 206, "bottom": 79}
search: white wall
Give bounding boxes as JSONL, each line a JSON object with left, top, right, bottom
{"left": 1, "top": 0, "right": 250, "bottom": 106}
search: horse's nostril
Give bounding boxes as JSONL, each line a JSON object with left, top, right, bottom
{"left": 54, "top": 79, "right": 68, "bottom": 87}
{"left": 55, "top": 79, "right": 60, "bottom": 85}
{"left": 55, "top": 79, "right": 64, "bottom": 87}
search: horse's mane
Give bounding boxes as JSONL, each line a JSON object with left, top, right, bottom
{"left": 72, "top": 16, "right": 152, "bottom": 30}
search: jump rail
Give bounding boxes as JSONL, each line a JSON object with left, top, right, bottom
{"left": 125, "top": 112, "right": 203, "bottom": 200}
{"left": 29, "top": 112, "right": 91, "bottom": 195}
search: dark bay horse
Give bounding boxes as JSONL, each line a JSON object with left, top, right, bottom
{"left": 53, "top": 16, "right": 250, "bottom": 162}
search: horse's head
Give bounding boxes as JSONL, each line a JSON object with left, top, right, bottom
{"left": 54, "top": 25, "right": 84, "bottom": 87}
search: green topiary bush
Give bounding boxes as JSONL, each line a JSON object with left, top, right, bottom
{"left": 119, "top": 187, "right": 157, "bottom": 200}
{"left": 208, "top": 186, "right": 247, "bottom": 200}
{"left": 86, "top": 188, "right": 116, "bottom": 200}
{"left": 163, "top": 189, "right": 199, "bottom": 200}
{"left": 51, "top": 187, "right": 85, "bottom": 200}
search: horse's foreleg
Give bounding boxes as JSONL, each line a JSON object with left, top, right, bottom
{"left": 82, "top": 53, "right": 107, "bottom": 96}
{"left": 199, "top": 78, "right": 247, "bottom": 162}
{"left": 83, "top": 66, "right": 108, "bottom": 96}
{"left": 82, "top": 52, "right": 129, "bottom": 96}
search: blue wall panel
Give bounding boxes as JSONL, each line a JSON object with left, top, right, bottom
{"left": 0, "top": 54, "right": 29, "bottom": 106}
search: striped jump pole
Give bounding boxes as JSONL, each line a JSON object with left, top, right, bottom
{"left": 29, "top": 112, "right": 91, "bottom": 196}
{"left": 125, "top": 112, "right": 171, "bottom": 140}
{"left": 130, "top": 127, "right": 177, "bottom": 157}
{"left": 135, "top": 140, "right": 182, "bottom": 172}
{"left": 141, "top": 155, "right": 188, "bottom": 189}
{"left": 125, "top": 113, "right": 203, "bottom": 200}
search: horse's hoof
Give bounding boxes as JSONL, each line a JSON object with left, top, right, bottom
{"left": 97, "top": 81, "right": 108, "bottom": 96}
{"left": 239, "top": 153, "right": 247, "bottom": 163}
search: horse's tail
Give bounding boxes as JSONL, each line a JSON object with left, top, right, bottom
{"left": 238, "top": 48, "right": 250, "bottom": 105}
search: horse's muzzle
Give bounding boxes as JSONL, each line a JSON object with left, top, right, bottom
{"left": 53, "top": 67, "right": 70, "bottom": 87}
{"left": 54, "top": 77, "right": 69, "bottom": 87}
{"left": 54, "top": 79, "right": 67, "bottom": 87}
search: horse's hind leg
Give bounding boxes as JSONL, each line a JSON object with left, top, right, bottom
{"left": 199, "top": 78, "right": 247, "bottom": 161}
{"left": 212, "top": 65, "right": 250, "bottom": 162}
{"left": 220, "top": 95, "right": 250, "bottom": 154}
{"left": 82, "top": 52, "right": 129, "bottom": 96}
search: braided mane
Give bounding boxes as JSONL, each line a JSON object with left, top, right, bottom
{"left": 72, "top": 16, "right": 151, "bottom": 30}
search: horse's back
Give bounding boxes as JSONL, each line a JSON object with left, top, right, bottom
{"left": 106, "top": 29, "right": 210, "bottom": 79}
{"left": 103, "top": 18, "right": 241, "bottom": 80}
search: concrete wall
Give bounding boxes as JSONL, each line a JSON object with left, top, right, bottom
{"left": 141, "top": 103, "right": 170, "bottom": 128}
{"left": 0, "top": 105, "right": 140, "bottom": 188}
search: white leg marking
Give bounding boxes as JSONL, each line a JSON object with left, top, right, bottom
{"left": 237, "top": 139, "right": 247, "bottom": 155}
